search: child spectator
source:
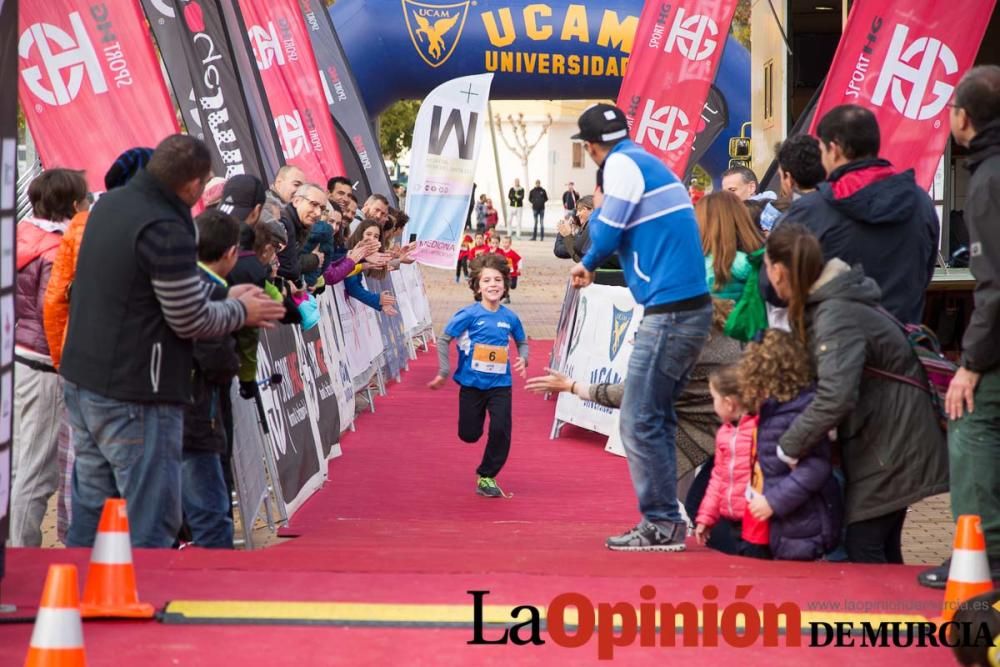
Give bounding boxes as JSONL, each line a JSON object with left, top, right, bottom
{"left": 302, "top": 209, "right": 336, "bottom": 287}
{"left": 183, "top": 209, "right": 243, "bottom": 548}
{"left": 344, "top": 220, "right": 398, "bottom": 315}
{"left": 499, "top": 237, "right": 522, "bottom": 304}
{"left": 694, "top": 365, "right": 756, "bottom": 556}
{"left": 428, "top": 253, "right": 529, "bottom": 498}
{"left": 11, "top": 168, "right": 87, "bottom": 547}
{"left": 696, "top": 191, "right": 764, "bottom": 300}
{"left": 456, "top": 233, "right": 474, "bottom": 283}
{"left": 740, "top": 329, "right": 843, "bottom": 561}
{"left": 487, "top": 235, "right": 501, "bottom": 254}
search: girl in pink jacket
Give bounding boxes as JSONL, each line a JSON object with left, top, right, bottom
{"left": 694, "top": 365, "right": 757, "bottom": 555}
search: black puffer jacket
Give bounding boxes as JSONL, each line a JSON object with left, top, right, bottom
{"left": 780, "top": 158, "right": 938, "bottom": 324}
{"left": 778, "top": 260, "right": 948, "bottom": 524}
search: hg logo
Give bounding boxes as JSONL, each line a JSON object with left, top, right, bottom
{"left": 665, "top": 7, "right": 719, "bottom": 62}
{"left": 872, "top": 23, "right": 958, "bottom": 121}
{"left": 248, "top": 22, "right": 285, "bottom": 71}
{"left": 19, "top": 12, "right": 107, "bottom": 106}
{"left": 636, "top": 100, "right": 690, "bottom": 152}
{"left": 275, "top": 111, "right": 309, "bottom": 159}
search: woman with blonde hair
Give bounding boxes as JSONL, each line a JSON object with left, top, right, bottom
{"left": 696, "top": 191, "right": 764, "bottom": 300}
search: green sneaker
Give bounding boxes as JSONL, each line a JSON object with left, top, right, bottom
{"left": 476, "top": 476, "right": 505, "bottom": 498}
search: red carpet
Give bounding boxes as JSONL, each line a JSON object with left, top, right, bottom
{"left": 0, "top": 343, "right": 953, "bottom": 665}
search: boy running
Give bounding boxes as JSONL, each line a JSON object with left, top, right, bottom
{"left": 429, "top": 254, "right": 529, "bottom": 497}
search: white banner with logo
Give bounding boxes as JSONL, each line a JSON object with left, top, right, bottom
{"left": 554, "top": 284, "right": 643, "bottom": 436}
{"left": 406, "top": 73, "right": 494, "bottom": 270}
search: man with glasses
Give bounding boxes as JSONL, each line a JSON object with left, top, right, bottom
{"left": 277, "top": 183, "right": 327, "bottom": 285}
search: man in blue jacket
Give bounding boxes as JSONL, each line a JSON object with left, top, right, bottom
{"left": 570, "top": 104, "right": 711, "bottom": 552}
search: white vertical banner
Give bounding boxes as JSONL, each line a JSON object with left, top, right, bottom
{"left": 406, "top": 73, "right": 494, "bottom": 269}
{"left": 554, "top": 285, "right": 643, "bottom": 436}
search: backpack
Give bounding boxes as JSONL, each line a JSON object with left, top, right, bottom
{"left": 863, "top": 306, "right": 956, "bottom": 430}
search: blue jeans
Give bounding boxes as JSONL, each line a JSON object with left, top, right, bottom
{"left": 64, "top": 381, "right": 183, "bottom": 548}
{"left": 620, "top": 306, "right": 711, "bottom": 525}
{"left": 182, "top": 450, "right": 233, "bottom": 548}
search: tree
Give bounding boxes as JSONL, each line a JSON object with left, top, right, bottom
{"left": 379, "top": 100, "right": 420, "bottom": 163}
{"left": 494, "top": 113, "right": 553, "bottom": 193}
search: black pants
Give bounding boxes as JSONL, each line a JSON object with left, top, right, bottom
{"left": 456, "top": 257, "right": 468, "bottom": 279}
{"left": 846, "top": 508, "right": 907, "bottom": 564}
{"left": 458, "top": 386, "right": 512, "bottom": 478}
{"left": 510, "top": 276, "right": 518, "bottom": 290}
{"left": 531, "top": 210, "right": 545, "bottom": 240}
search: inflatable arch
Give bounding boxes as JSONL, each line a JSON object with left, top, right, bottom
{"left": 330, "top": 0, "right": 750, "bottom": 183}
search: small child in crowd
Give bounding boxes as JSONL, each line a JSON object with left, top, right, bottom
{"left": 429, "top": 253, "right": 529, "bottom": 498}
{"left": 499, "top": 237, "right": 522, "bottom": 304}
{"left": 487, "top": 235, "right": 501, "bottom": 254}
{"left": 740, "top": 330, "right": 843, "bottom": 561}
{"left": 470, "top": 232, "right": 488, "bottom": 260}
{"left": 456, "top": 233, "right": 474, "bottom": 283}
{"left": 694, "top": 365, "right": 757, "bottom": 556}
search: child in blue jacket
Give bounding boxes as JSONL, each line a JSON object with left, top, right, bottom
{"left": 740, "top": 329, "right": 843, "bottom": 561}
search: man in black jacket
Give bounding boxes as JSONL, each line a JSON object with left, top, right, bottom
{"left": 507, "top": 178, "right": 525, "bottom": 237}
{"left": 921, "top": 66, "right": 1000, "bottom": 588}
{"left": 61, "top": 135, "right": 285, "bottom": 548}
{"left": 277, "top": 183, "right": 326, "bottom": 285}
{"left": 528, "top": 180, "right": 548, "bottom": 241}
{"left": 779, "top": 105, "right": 939, "bottom": 323}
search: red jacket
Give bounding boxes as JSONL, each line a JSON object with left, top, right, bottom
{"left": 16, "top": 218, "right": 65, "bottom": 356}
{"left": 695, "top": 414, "right": 756, "bottom": 526}
{"left": 470, "top": 244, "right": 489, "bottom": 259}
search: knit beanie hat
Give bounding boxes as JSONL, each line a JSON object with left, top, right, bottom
{"left": 104, "top": 147, "right": 154, "bottom": 190}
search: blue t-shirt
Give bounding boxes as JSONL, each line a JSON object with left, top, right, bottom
{"left": 445, "top": 303, "right": 526, "bottom": 390}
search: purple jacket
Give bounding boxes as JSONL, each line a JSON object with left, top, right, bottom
{"left": 15, "top": 219, "right": 63, "bottom": 356}
{"left": 757, "top": 388, "right": 843, "bottom": 561}
{"left": 322, "top": 256, "right": 357, "bottom": 286}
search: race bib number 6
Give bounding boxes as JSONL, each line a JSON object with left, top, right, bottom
{"left": 471, "top": 344, "right": 508, "bottom": 374}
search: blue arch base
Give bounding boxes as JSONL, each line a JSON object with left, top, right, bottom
{"left": 330, "top": 1, "right": 749, "bottom": 184}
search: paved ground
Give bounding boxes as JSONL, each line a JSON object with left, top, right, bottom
{"left": 38, "top": 231, "right": 953, "bottom": 565}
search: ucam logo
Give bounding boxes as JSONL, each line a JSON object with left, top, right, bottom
{"left": 665, "top": 7, "right": 719, "bottom": 62}
{"left": 635, "top": 100, "right": 690, "bottom": 152}
{"left": 19, "top": 12, "right": 107, "bottom": 106}
{"left": 276, "top": 111, "right": 310, "bottom": 159}
{"left": 872, "top": 23, "right": 958, "bottom": 121}
{"left": 402, "top": 0, "right": 471, "bottom": 68}
{"left": 248, "top": 22, "right": 285, "bottom": 70}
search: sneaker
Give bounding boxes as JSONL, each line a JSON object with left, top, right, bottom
{"left": 606, "top": 520, "right": 687, "bottom": 552}
{"left": 476, "top": 476, "right": 504, "bottom": 498}
{"left": 918, "top": 557, "right": 1000, "bottom": 589}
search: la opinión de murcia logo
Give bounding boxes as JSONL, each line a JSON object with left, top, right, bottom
{"left": 276, "top": 111, "right": 309, "bottom": 159}
{"left": 249, "top": 22, "right": 285, "bottom": 70}
{"left": 636, "top": 100, "right": 690, "bottom": 152}
{"left": 19, "top": 12, "right": 107, "bottom": 106}
{"left": 665, "top": 7, "right": 719, "bottom": 62}
{"left": 872, "top": 23, "right": 958, "bottom": 121}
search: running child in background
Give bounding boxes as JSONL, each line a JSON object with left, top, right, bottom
{"left": 740, "top": 329, "right": 843, "bottom": 561}
{"left": 487, "top": 235, "right": 502, "bottom": 254}
{"left": 499, "top": 237, "right": 522, "bottom": 304}
{"left": 456, "top": 233, "right": 474, "bottom": 283}
{"left": 694, "top": 365, "right": 756, "bottom": 556}
{"left": 429, "top": 253, "right": 529, "bottom": 498}
{"left": 470, "top": 232, "right": 489, "bottom": 260}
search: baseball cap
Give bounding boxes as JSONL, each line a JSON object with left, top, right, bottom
{"left": 219, "top": 174, "right": 266, "bottom": 222}
{"left": 571, "top": 103, "right": 629, "bottom": 143}
{"left": 262, "top": 219, "right": 288, "bottom": 246}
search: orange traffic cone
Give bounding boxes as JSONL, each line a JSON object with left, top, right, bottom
{"left": 79, "top": 499, "right": 155, "bottom": 619}
{"left": 941, "top": 515, "right": 994, "bottom": 622}
{"left": 24, "top": 564, "right": 86, "bottom": 667}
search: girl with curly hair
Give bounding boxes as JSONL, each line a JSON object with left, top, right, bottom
{"left": 740, "top": 329, "right": 843, "bottom": 561}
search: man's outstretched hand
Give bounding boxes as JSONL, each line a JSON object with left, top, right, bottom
{"left": 570, "top": 262, "right": 593, "bottom": 289}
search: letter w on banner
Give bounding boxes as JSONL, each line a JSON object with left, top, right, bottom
{"left": 18, "top": 0, "right": 180, "bottom": 192}
{"left": 808, "top": 0, "right": 996, "bottom": 190}
{"left": 238, "top": 0, "right": 345, "bottom": 185}
{"left": 617, "top": 1, "right": 740, "bottom": 177}
{"left": 406, "top": 73, "right": 494, "bottom": 270}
